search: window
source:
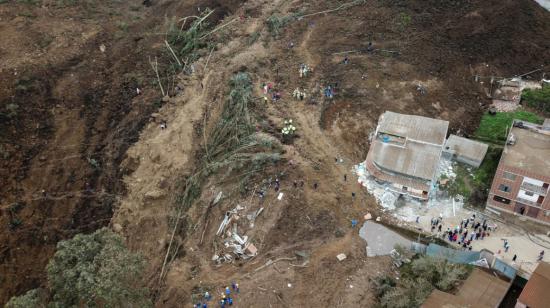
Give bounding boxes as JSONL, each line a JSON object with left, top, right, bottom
{"left": 503, "top": 172, "right": 516, "bottom": 181}
{"left": 498, "top": 184, "right": 511, "bottom": 193}
{"left": 525, "top": 191, "right": 534, "bottom": 197}
{"left": 493, "top": 195, "right": 511, "bottom": 204}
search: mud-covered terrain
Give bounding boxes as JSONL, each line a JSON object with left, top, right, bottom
{"left": 1, "top": 0, "right": 549, "bottom": 306}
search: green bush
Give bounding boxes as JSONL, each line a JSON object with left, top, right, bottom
{"left": 5, "top": 289, "right": 45, "bottom": 308}
{"left": 46, "top": 228, "right": 151, "bottom": 308}
{"left": 522, "top": 86, "right": 550, "bottom": 113}
{"left": 374, "top": 255, "right": 471, "bottom": 308}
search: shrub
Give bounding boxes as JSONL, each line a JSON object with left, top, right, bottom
{"left": 522, "top": 86, "right": 550, "bottom": 113}
{"left": 374, "top": 255, "right": 471, "bottom": 308}
{"left": 46, "top": 228, "right": 151, "bottom": 308}
{"left": 5, "top": 289, "right": 45, "bottom": 308}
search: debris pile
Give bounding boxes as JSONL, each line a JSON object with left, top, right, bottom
{"left": 213, "top": 204, "right": 261, "bottom": 264}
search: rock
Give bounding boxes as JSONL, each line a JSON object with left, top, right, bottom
{"left": 113, "top": 223, "right": 122, "bottom": 233}
{"left": 376, "top": 217, "right": 381, "bottom": 222}
{"left": 99, "top": 44, "right": 106, "bottom": 53}
{"left": 145, "top": 189, "right": 166, "bottom": 200}
{"left": 336, "top": 253, "right": 347, "bottom": 261}
{"left": 364, "top": 213, "right": 372, "bottom": 220}
{"left": 162, "top": 95, "right": 170, "bottom": 102}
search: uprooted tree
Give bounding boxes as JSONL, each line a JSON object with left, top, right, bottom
{"left": 6, "top": 228, "right": 151, "bottom": 308}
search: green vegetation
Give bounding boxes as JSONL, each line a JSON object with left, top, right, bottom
{"left": 7, "top": 228, "right": 150, "bottom": 307}
{"left": 247, "top": 31, "right": 261, "bottom": 45}
{"left": 166, "top": 10, "right": 213, "bottom": 68}
{"left": 374, "top": 255, "right": 471, "bottom": 308}
{"left": 265, "top": 14, "right": 295, "bottom": 37}
{"left": 444, "top": 146, "right": 502, "bottom": 206}
{"left": 474, "top": 110, "right": 543, "bottom": 144}
{"left": 397, "top": 12, "right": 412, "bottom": 31}
{"left": 5, "top": 289, "right": 45, "bottom": 308}
{"left": 522, "top": 86, "right": 550, "bottom": 113}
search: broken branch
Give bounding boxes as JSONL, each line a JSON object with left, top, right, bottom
{"left": 148, "top": 56, "right": 166, "bottom": 97}
{"left": 299, "top": 0, "right": 366, "bottom": 19}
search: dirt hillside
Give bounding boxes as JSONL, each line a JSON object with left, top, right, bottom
{"left": 1, "top": 0, "right": 549, "bottom": 306}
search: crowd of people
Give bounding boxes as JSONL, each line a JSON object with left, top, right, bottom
{"left": 193, "top": 282, "right": 240, "bottom": 308}
{"left": 428, "top": 213, "right": 496, "bottom": 251}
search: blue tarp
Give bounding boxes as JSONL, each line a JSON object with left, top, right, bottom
{"left": 426, "top": 243, "right": 481, "bottom": 264}
{"left": 493, "top": 258, "right": 517, "bottom": 280}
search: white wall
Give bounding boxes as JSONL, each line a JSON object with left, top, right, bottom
{"left": 523, "top": 177, "right": 544, "bottom": 187}
{"left": 535, "top": 0, "right": 550, "bottom": 11}
{"left": 518, "top": 189, "right": 540, "bottom": 202}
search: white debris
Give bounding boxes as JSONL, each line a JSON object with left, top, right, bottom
{"left": 337, "top": 253, "right": 347, "bottom": 261}
{"left": 277, "top": 192, "right": 284, "bottom": 200}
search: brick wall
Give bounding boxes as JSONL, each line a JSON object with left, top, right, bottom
{"left": 488, "top": 163, "right": 550, "bottom": 225}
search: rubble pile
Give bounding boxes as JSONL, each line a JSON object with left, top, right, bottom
{"left": 212, "top": 203, "right": 262, "bottom": 264}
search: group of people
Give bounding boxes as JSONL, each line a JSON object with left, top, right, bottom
{"left": 428, "top": 214, "right": 494, "bottom": 251}
{"left": 194, "top": 283, "right": 240, "bottom": 308}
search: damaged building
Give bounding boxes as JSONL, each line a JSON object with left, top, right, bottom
{"left": 365, "top": 111, "right": 449, "bottom": 200}
{"left": 364, "top": 111, "right": 489, "bottom": 201}
{"left": 487, "top": 119, "right": 550, "bottom": 225}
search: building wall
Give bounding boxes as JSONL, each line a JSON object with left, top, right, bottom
{"left": 488, "top": 164, "right": 550, "bottom": 224}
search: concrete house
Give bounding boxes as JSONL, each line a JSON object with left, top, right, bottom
{"left": 365, "top": 111, "right": 449, "bottom": 200}
{"left": 487, "top": 119, "right": 550, "bottom": 225}
{"left": 443, "top": 134, "right": 489, "bottom": 168}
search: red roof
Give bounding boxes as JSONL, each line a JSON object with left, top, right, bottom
{"left": 518, "top": 262, "right": 550, "bottom": 308}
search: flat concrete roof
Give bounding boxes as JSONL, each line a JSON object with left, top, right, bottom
{"left": 377, "top": 111, "right": 449, "bottom": 145}
{"left": 501, "top": 123, "right": 550, "bottom": 175}
{"left": 445, "top": 135, "right": 489, "bottom": 163}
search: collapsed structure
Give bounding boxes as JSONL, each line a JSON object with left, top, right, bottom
{"left": 487, "top": 119, "right": 550, "bottom": 225}
{"left": 364, "top": 111, "right": 449, "bottom": 200}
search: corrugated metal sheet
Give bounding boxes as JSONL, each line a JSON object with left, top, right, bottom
{"left": 444, "top": 135, "right": 489, "bottom": 165}
{"left": 378, "top": 111, "right": 449, "bottom": 145}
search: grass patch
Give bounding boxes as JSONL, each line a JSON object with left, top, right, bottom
{"left": 522, "top": 86, "right": 550, "bottom": 113}
{"left": 446, "top": 163, "right": 472, "bottom": 200}
{"left": 474, "top": 110, "right": 543, "bottom": 144}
